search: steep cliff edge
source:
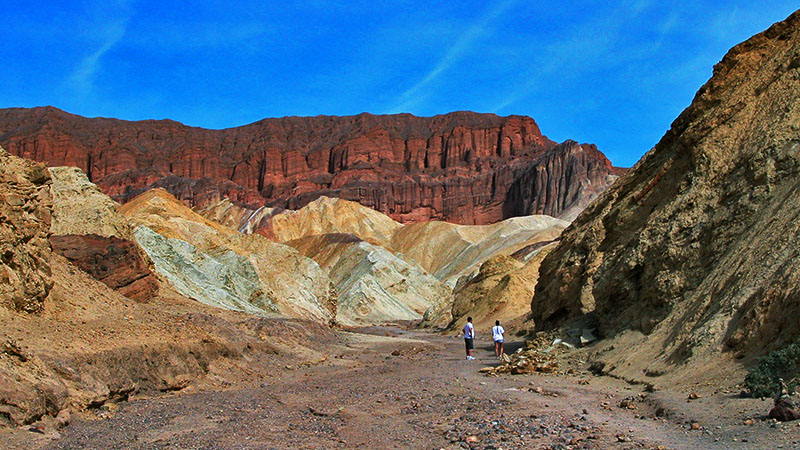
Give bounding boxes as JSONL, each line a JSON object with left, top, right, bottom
{"left": 533, "top": 10, "right": 800, "bottom": 385}
{"left": 0, "top": 109, "right": 622, "bottom": 224}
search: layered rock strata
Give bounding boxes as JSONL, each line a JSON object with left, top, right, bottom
{"left": 120, "top": 189, "right": 337, "bottom": 324}
{"left": 533, "top": 10, "right": 800, "bottom": 383}
{"left": 49, "top": 234, "right": 158, "bottom": 302}
{"left": 286, "top": 233, "right": 449, "bottom": 326}
{"left": 0, "top": 109, "right": 623, "bottom": 224}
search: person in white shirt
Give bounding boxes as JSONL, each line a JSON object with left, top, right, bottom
{"left": 463, "top": 317, "right": 475, "bottom": 360}
{"left": 491, "top": 320, "right": 505, "bottom": 359}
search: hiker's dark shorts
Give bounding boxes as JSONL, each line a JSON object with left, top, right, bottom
{"left": 464, "top": 338, "right": 474, "bottom": 350}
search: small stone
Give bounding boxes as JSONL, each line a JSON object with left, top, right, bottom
{"left": 56, "top": 409, "right": 70, "bottom": 427}
{"left": 101, "top": 402, "right": 118, "bottom": 413}
{"left": 691, "top": 422, "right": 701, "bottom": 430}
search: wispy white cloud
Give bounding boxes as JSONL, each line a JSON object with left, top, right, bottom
{"left": 490, "top": 2, "right": 671, "bottom": 113}
{"left": 390, "top": 0, "right": 520, "bottom": 112}
{"left": 67, "top": 3, "right": 132, "bottom": 95}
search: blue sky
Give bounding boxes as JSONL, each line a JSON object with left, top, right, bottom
{"left": 2, "top": 1, "right": 798, "bottom": 166}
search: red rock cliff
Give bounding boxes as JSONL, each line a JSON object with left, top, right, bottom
{"left": 0, "top": 108, "right": 623, "bottom": 224}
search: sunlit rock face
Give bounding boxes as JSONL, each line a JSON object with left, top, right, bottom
{"left": 287, "top": 233, "right": 449, "bottom": 326}
{"left": 0, "top": 108, "right": 622, "bottom": 224}
{"left": 0, "top": 146, "right": 53, "bottom": 312}
{"left": 390, "top": 214, "right": 568, "bottom": 287}
{"left": 120, "top": 189, "right": 337, "bottom": 324}
{"left": 533, "top": 10, "right": 800, "bottom": 383}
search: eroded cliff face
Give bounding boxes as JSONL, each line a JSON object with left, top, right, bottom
{"left": 0, "top": 146, "right": 53, "bottom": 312}
{"left": 0, "top": 109, "right": 622, "bottom": 224}
{"left": 532, "top": 10, "right": 800, "bottom": 383}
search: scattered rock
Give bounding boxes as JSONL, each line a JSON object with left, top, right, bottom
{"left": 770, "top": 397, "right": 800, "bottom": 422}
{"left": 55, "top": 409, "right": 70, "bottom": 427}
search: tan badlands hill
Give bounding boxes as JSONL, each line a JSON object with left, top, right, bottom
{"left": 443, "top": 242, "right": 558, "bottom": 333}
{"left": 263, "top": 196, "right": 403, "bottom": 247}
{"left": 533, "top": 10, "right": 800, "bottom": 387}
{"left": 217, "top": 195, "right": 569, "bottom": 329}
{"left": 119, "top": 189, "right": 337, "bottom": 324}
{"left": 390, "top": 215, "right": 567, "bottom": 287}
{"left": 286, "top": 233, "right": 449, "bottom": 326}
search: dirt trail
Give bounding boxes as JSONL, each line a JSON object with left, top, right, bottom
{"left": 5, "top": 328, "right": 798, "bottom": 450}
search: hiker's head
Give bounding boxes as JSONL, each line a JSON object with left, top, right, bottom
{"left": 467, "top": 316, "right": 472, "bottom": 323}
{"left": 495, "top": 320, "right": 500, "bottom": 326}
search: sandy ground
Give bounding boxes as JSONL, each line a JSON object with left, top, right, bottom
{"left": 4, "top": 327, "right": 799, "bottom": 450}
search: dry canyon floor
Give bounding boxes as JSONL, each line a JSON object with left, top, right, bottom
{"left": 4, "top": 327, "right": 798, "bottom": 450}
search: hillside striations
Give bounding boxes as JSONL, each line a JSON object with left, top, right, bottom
{"left": 0, "top": 109, "right": 623, "bottom": 224}
{"left": 120, "top": 189, "right": 337, "bottom": 324}
{"left": 533, "top": 10, "right": 800, "bottom": 385}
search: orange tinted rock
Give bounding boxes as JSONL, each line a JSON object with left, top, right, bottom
{"left": 0, "top": 108, "right": 623, "bottom": 224}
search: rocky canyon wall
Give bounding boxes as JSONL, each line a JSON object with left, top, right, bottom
{"left": 532, "top": 10, "right": 800, "bottom": 383}
{"left": 0, "top": 109, "right": 623, "bottom": 224}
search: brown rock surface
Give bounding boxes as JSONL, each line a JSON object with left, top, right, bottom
{"left": 0, "top": 109, "right": 622, "bottom": 224}
{"left": 532, "top": 10, "right": 800, "bottom": 385}
{"left": 49, "top": 234, "right": 157, "bottom": 302}
{"left": 0, "top": 146, "right": 53, "bottom": 312}
{"left": 444, "top": 243, "right": 557, "bottom": 332}
{"left": 47, "top": 166, "right": 157, "bottom": 302}
{"left": 0, "top": 253, "right": 335, "bottom": 427}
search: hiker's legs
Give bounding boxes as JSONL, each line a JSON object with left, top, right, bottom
{"left": 494, "top": 341, "right": 499, "bottom": 357}
{"left": 499, "top": 341, "right": 504, "bottom": 356}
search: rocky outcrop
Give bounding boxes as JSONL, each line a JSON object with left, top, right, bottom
{"left": 0, "top": 146, "right": 53, "bottom": 312}
{"left": 532, "top": 10, "right": 800, "bottom": 384}
{"left": 444, "top": 243, "right": 557, "bottom": 332}
{"left": 0, "top": 109, "right": 623, "bottom": 224}
{"left": 120, "top": 189, "right": 337, "bottom": 324}
{"left": 504, "top": 141, "right": 625, "bottom": 221}
{"left": 47, "top": 166, "right": 158, "bottom": 302}
{"left": 48, "top": 166, "right": 133, "bottom": 239}
{"left": 49, "top": 234, "right": 158, "bottom": 302}
{"left": 286, "top": 233, "right": 449, "bottom": 326}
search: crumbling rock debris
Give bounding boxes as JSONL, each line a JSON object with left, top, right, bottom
{"left": 0, "top": 146, "right": 53, "bottom": 312}
{"left": 480, "top": 337, "right": 560, "bottom": 376}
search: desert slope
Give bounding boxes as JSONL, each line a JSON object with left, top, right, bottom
{"left": 533, "top": 10, "right": 800, "bottom": 385}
